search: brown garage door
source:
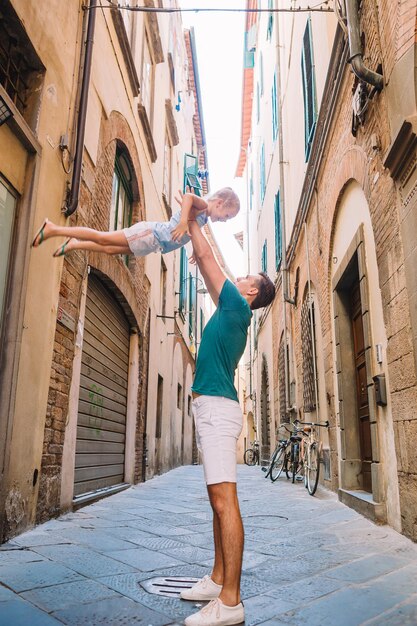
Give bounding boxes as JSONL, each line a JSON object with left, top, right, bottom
{"left": 74, "top": 275, "right": 130, "bottom": 497}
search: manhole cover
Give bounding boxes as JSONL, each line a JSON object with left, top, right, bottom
{"left": 140, "top": 577, "right": 200, "bottom": 598}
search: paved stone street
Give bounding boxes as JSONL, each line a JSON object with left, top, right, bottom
{"left": 1, "top": 466, "right": 417, "bottom": 625}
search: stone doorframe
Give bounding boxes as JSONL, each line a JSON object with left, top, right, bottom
{"left": 332, "top": 225, "right": 386, "bottom": 522}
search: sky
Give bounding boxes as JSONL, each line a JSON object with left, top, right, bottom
{"left": 179, "top": 0, "right": 247, "bottom": 276}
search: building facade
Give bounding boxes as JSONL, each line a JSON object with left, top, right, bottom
{"left": 0, "top": 0, "right": 213, "bottom": 540}
{"left": 237, "top": 0, "right": 417, "bottom": 540}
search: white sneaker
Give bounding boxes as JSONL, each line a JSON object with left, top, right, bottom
{"left": 180, "top": 575, "right": 222, "bottom": 601}
{"left": 184, "top": 598, "right": 244, "bottom": 626}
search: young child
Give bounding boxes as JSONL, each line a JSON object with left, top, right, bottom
{"left": 31, "top": 188, "right": 240, "bottom": 258}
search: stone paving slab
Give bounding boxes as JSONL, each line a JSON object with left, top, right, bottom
{"left": 0, "top": 598, "right": 64, "bottom": 626}
{"left": 0, "top": 560, "right": 82, "bottom": 592}
{"left": 52, "top": 595, "right": 172, "bottom": 626}
{"left": 20, "top": 578, "right": 122, "bottom": 612}
{"left": 1, "top": 465, "right": 417, "bottom": 625}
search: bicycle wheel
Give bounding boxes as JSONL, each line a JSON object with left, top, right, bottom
{"left": 244, "top": 449, "right": 257, "bottom": 466}
{"left": 291, "top": 444, "right": 299, "bottom": 483}
{"left": 270, "top": 447, "right": 286, "bottom": 482}
{"left": 307, "top": 443, "right": 320, "bottom": 495}
{"left": 284, "top": 450, "right": 291, "bottom": 479}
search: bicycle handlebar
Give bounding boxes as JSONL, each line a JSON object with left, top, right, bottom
{"left": 293, "top": 419, "right": 329, "bottom": 428}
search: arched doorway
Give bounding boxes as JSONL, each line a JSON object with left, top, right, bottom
{"left": 74, "top": 274, "right": 130, "bottom": 498}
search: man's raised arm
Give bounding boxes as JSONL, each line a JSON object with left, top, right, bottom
{"left": 188, "top": 220, "right": 226, "bottom": 306}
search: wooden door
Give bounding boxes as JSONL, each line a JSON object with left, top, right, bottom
{"left": 351, "top": 283, "right": 372, "bottom": 492}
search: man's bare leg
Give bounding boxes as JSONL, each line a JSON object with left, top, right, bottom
{"left": 61, "top": 238, "right": 131, "bottom": 255}
{"left": 32, "top": 219, "right": 129, "bottom": 248}
{"left": 211, "top": 510, "right": 224, "bottom": 585}
{"left": 207, "top": 482, "right": 244, "bottom": 607}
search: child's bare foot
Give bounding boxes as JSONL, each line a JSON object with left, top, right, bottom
{"left": 53, "top": 237, "right": 74, "bottom": 258}
{"left": 31, "top": 218, "right": 57, "bottom": 247}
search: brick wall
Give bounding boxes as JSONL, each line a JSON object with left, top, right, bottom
{"left": 36, "top": 111, "right": 150, "bottom": 523}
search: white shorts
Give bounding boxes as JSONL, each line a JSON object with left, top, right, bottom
{"left": 192, "top": 395, "right": 243, "bottom": 485}
{"left": 123, "top": 221, "right": 161, "bottom": 256}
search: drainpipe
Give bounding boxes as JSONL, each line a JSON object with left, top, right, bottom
{"left": 64, "top": 0, "right": 98, "bottom": 217}
{"left": 275, "top": 0, "right": 294, "bottom": 417}
{"left": 345, "top": 0, "right": 383, "bottom": 91}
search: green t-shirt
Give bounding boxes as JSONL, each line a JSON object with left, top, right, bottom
{"left": 192, "top": 279, "right": 252, "bottom": 402}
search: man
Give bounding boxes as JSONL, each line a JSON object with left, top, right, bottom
{"left": 182, "top": 219, "right": 275, "bottom": 626}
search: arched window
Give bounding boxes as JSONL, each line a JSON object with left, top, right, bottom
{"left": 110, "top": 150, "right": 133, "bottom": 232}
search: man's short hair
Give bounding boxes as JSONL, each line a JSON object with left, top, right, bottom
{"left": 251, "top": 272, "right": 276, "bottom": 310}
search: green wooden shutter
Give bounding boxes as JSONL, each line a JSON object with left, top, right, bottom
{"left": 274, "top": 191, "right": 282, "bottom": 269}
{"left": 179, "top": 247, "right": 188, "bottom": 313}
{"left": 183, "top": 153, "right": 202, "bottom": 195}
{"left": 188, "top": 272, "right": 196, "bottom": 339}
{"left": 301, "top": 17, "right": 317, "bottom": 161}
{"left": 261, "top": 240, "right": 267, "bottom": 273}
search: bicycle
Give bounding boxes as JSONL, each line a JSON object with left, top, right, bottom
{"left": 296, "top": 418, "right": 329, "bottom": 495}
{"left": 244, "top": 440, "right": 260, "bottom": 466}
{"left": 264, "top": 435, "right": 290, "bottom": 482}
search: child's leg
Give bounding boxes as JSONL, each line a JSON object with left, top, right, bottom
{"left": 55, "top": 238, "right": 131, "bottom": 256}
{"left": 33, "top": 219, "right": 129, "bottom": 247}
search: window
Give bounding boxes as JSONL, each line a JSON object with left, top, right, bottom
{"left": 301, "top": 18, "right": 317, "bottom": 161}
{"left": 183, "top": 153, "right": 202, "bottom": 195}
{"left": 179, "top": 247, "right": 188, "bottom": 314}
{"left": 0, "top": 5, "right": 44, "bottom": 128}
{"left": 119, "top": 0, "right": 133, "bottom": 43}
{"left": 274, "top": 191, "right": 282, "bottom": 269}
{"left": 141, "top": 30, "right": 155, "bottom": 125}
{"left": 110, "top": 152, "right": 133, "bottom": 231}
{"left": 167, "top": 14, "right": 177, "bottom": 91}
{"left": 0, "top": 176, "right": 17, "bottom": 334}
{"left": 267, "top": 0, "right": 274, "bottom": 40}
{"left": 177, "top": 383, "right": 183, "bottom": 410}
{"left": 260, "top": 143, "right": 266, "bottom": 203}
{"left": 188, "top": 394, "right": 192, "bottom": 417}
{"left": 163, "top": 129, "right": 172, "bottom": 208}
{"left": 261, "top": 240, "right": 267, "bottom": 273}
{"left": 272, "top": 72, "right": 278, "bottom": 142}
{"left": 278, "top": 337, "right": 289, "bottom": 423}
{"left": 244, "top": 26, "right": 256, "bottom": 69}
{"left": 160, "top": 258, "right": 167, "bottom": 319}
{"left": 155, "top": 375, "right": 163, "bottom": 439}
{"left": 301, "top": 294, "right": 318, "bottom": 412}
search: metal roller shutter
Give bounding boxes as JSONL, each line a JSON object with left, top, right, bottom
{"left": 74, "top": 275, "right": 130, "bottom": 497}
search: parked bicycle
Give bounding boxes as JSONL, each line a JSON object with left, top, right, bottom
{"left": 262, "top": 435, "right": 290, "bottom": 482}
{"left": 244, "top": 440, "right": 260, "bottom": 466}
{"left": 266, "top": 419, "right": 329, "bottom": 495}
{"left": 297, "top": 418, "right": 329, "bottom": 495}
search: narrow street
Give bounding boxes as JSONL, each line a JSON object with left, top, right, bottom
{"left": 0, "top": 466, "right": 416, "bottom": 625}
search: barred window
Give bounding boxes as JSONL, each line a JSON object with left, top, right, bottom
{"left": 301, "top": 295, "right": 318, "bottom": 412}
{"left": 0, "top": 4, "right": 44, "bottom": 128}
{"left": 278, "top": 337, "right": 289, "bottom": 423}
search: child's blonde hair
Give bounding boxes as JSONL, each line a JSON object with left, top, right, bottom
{"left": 209, "top": 187, "right": 240, "bottom": 214}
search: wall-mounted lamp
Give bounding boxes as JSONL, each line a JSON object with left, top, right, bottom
{"left": 175, "top": 275, "right": 208, "bottom": 296}
{"left": 0, "top": 96, "right": 13, "bottom": 126}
